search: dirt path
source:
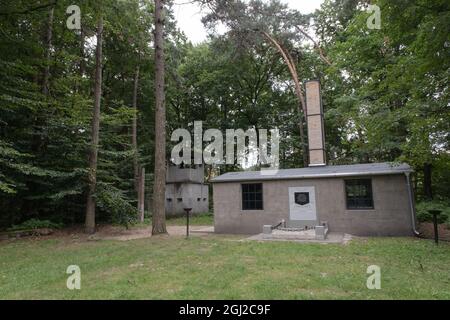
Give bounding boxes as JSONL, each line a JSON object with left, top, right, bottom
{"left": 0, "top": 224, "right": 215, "bottom": 244}
{"left": 100, "top": 225, "right": 214, "bottom": 241}
{"left": 418, "top": 222, "right": 450, "bottom": 242}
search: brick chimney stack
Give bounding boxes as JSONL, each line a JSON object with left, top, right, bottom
{"left": 305, "top": 80, "right": 326, "bottom": 166}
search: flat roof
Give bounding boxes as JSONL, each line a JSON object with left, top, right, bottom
{"left": 211, "top": 162, "right": 412, "bottom": 183}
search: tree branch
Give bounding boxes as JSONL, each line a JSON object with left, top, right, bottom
{"left": 295, "top": 26, "right": 332, "bottom": 66}
{"left": 0, "top": 1, "right": 58, "bottom": 16}
{"left": 260, "top": 30, "right": 306, "bottom": 115}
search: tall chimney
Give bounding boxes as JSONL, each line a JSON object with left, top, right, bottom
{"left": 305, "top": 80, "right": 326, "bottom": 166}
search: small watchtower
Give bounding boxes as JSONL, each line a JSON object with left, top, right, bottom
{"left": 165, "top": 165, "right": 209, "bottom": 216}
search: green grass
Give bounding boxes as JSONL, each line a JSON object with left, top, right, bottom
{"left": 0, "top": 235, "right": 449, "bottom": 299}
{"left": 131, "top": 212, "right": 214, "bottom": 228}
{"left": 165, "top": 212, "right": 214, "bottom": 226}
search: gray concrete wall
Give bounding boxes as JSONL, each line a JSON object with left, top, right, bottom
{"left": 166, "top": 183, "right": 209, "bottom": 216}
{"left": 166, "top": 165, "right": 204, "bottom": 184}
{"left": 213, "top": 175, "right": 413, "bottom": 236}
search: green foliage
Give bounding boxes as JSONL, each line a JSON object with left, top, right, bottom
{"left": 95, "top": 182, "right": 137, "bottom": 229}
{"left": 0, "top": 0, "right": 449, "bottom": 230}
{"left": 416, "top": 201, "right": 450, "bottom": 224}
{"left": 315, "top": 0, "right": 449, "bottom": 197}
{"left": 0, "top": 0, "right": 164, "bottom": 229}
{"left": 8, "top": 219, "right": 63, "bottom": 231}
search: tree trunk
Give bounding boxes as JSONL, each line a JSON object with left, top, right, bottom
{"left": 413, "top": 173, "right": 418, "bottom": 201}
{"left": 33, "top": 6, "right": 53, "bottom": 153}
{"left": 423, "top": 162, "right": 433, "bottom": 200}
{"left": 76, "top": 25, "right": 85, "bottom": 94}
{"left": 152, "top": 0, "right": 167, "bottom": 235}
{"left": 85, "top": 16, "right": 104, "bottom": 234}
{"left": 261, "top": 31, "right": 308, "bottom": 167}
{"left": 297, "top": 109, "right": 308, "bottom": 167}
{"left": 42, "top": 7, "right": 54, "bottom": 96}
{"left": 132, "top": 65, "right": 140, "bottom": 192}
{"left": 80, "top": 25, "right": 86, "bottom": 77}
{"left": 138, "top": 167, "right": 145, "bottom": 222}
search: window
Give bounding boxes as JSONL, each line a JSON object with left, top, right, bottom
{"left": 345, "top": 179, "right": 374, "bottom": 209}
{"left": 242, "top": 183, "right": 263, "bottom": 210}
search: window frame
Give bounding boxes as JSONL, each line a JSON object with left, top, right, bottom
{"left": 344, "top": 178, "right": 374, "bottom": 210}
{"left": 241, "top": 183, "right": 264, "bottom": 211}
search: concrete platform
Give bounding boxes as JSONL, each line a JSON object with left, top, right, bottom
{"left": 272, "top": 228, "right": 317, "bottom": 240}
{"left": 243, "top": 232, "right": 352, "bottom": 244}
{"left": 190, "top": 226, "right": 215, "bottom": 234}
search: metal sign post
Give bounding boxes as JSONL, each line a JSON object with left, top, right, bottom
{"left": 184, "top": 208, "right": 192, "bottom": 239}
{"left": 429, "top": 209, "right": 442, "bottom": 245}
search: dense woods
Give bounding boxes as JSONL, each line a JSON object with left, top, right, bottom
{"left": 0, "top": 0, "right": 449, "bottom": 231}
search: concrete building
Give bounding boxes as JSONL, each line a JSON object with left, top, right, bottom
{"left": 211, "top": 81, "right": 418, "bottom": 236}
{"left": 211, "top": 163, "right": 416, "bottom": 236}
{"left": 165, "top": 165, "right": 209, "bottom": 217}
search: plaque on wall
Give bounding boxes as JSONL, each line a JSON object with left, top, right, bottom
{"left": 289, "top": 187, "right": 317, "bottom": 221}
{"left": 294, "top": 192, "right": 310, "bottom": 206}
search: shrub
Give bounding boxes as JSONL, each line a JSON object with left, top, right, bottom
{"left": 95, "top": 182, "right": 137, "bottom": 229}
{"left": 416, "top": 200, "right": 450, "bottom": 224}
{"left": 8, "top": 219, "right": 63, "bottom": 231}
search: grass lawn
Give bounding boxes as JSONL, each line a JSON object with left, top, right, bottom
{"left": 160, "top": 212, "right": 214, "bottom": 226}
{"left": 127, "top": 212, "right": 214, "bottom": 229}
{"left": 0, "top": 231, "right": 449, "bottom": 299}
